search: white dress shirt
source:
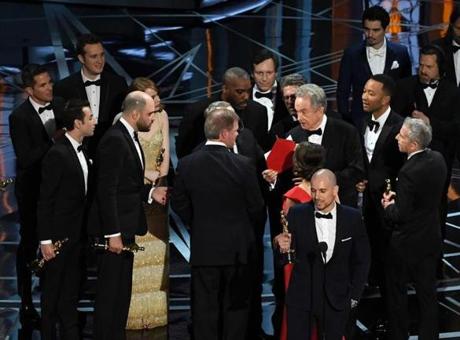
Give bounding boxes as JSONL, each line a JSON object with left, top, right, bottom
{"left": 308, "top": 114, "right": 327, "bottom": 145}
{"left": 82, "top": 70, "right": 101, "bottom": 122}
{"left": 367, "top": 39, "right": 387, "bottom": 75}
{"left": 315, "top": 204, "right": 337, "bottom": 263}
{"left": 119, "top": 117, "right": 144, "bottom": 169}
{"left": 29, "top": 97, "right": 56, "bottom": 138}
{"left": 453, "top": 41, "right": 460, "bottom": 86}
{"left": 364, "top": 106, "right": 391, "bottom": 162}
{"left": 423, "top": 86, "right": 437, "bottom": 107}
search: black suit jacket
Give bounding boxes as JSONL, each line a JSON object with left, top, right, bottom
{"left": 88, "top": 121, "right": 150, "bottom": 239}
{"left": 54, "top": 70, "right": 127, "bottom": 156}
{"left": 392, "top": 76, "right": 460, "bottom": 168}
{"left": 37, "top": 136, "right": 89, "bottom": 241}
{"left": 361, "top": 111, "right": 404, "bottom": 199}
{"left": 337, "top": 40, "right": 411, "bottom": 126}
{"left": 285, "top": 203, "right": 370, "bottom": 311}
{"left": 171, "top": 144, "right": 265, "bottom": 266}
{"left": 384, "top": 149, "right": 447, "bottom": 262}
{"left": 252, "top": 84, "right": 290, "bottom": 130}
{"left": 433, "top": 36, "right": 459, "bottom": 87}
{"left": 9, "top": 97, "right": 64, "bottom": 201}
{"left": 288, "top": 118, "right": 365, "bottom": 206}
{"left": 175, "top": 96, "right": 270, "bottom": 158}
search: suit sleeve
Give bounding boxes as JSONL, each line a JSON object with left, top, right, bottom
{"left": 171, "top": 160, "right": 193, "bottom": 225}
{"left": 242, "top": 159, "right": 265, "bottom": 227}
{"left": 37, "top": 148, "right": 63, "bottom": 241}
{"left": 430, "top": 87, "right": 460, "bottom": 142}
{"left": 350, "top": 212, "right": 371, "bottom": 300}
{"left": 336, "top": 48, "right": 353, "bottom": 121}
{"left": 95, "top": 135, "right": 126, "bottom": 235}
{"left": 384, "top": 169, "right": 415, "bottom": 226}
{"left": 9, "top": 113, "right": 52, "bottom": 169}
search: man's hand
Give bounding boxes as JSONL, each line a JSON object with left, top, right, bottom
{"left": 381, "top": 190, "right": 396, "bottom": 209}
{"left": 144, "top": 170, "right": 160, "bottom": 183}
{"left": 411, "top": 110, "right": 430, "bottom": 125}
{"left": 108, "top": 235, "right": 124, "bottom": 254}
{"left": 274, "top": 232, "right": 292, "bottom": 253}
{"left": 355, "top": 180, "right": 368, "bottom": 193}
{"left": 40, "top": 244, "right": 56, "bottom": 261}
{"left": 151, "top": 186, "right": 168, "bottom": 205}
{"left": 262, "top": 169, "right": 278, "bottom": 184}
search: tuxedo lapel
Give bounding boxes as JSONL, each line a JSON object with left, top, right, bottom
{"left": 360, "top": 44, "right": 372, "bottom": 77}
{"left": 330, "top": 205, "right": 345, "bottom": 262}
{"left": 64, "top": 138, "right": 86, "bottom": 196}
{"left": 99, "top": 72, "right": 110, "bottom": 120}
{"left": 383, "top": 43, "right": 396, "bottom": 74}
{"left": 414, "top": 83, "right": 429, "bottom": 112}
{"left": 371, "top": 114, "right": 393, "bottom": 163}
{"left": 26, "top": 100, "right": 53, "bottom": 142}
{"left": 116, "top": 122, "right": 144, "bottom": 178}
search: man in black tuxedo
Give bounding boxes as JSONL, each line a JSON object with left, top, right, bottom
{"left": 9, "top": 64, "right": 64, "bottom": 325}
{"left": 275, "top": 169, "right": 370, "bottom": 340}
{"left": 356, "top": 74, "right": 405, "bottom": 331}
{"left": 172, "top": 108, "right": 265, "bottom": 340}
{"left": 287, "top": 84, "right": 365, "bottom": 207}
{"left": 392, "top": 45, "right": 460, "bottom": 239}
{"left": 54, "top": 33, "right": 127, "bottom": 157}
{"left": 382, "top": 118, "right": 447, "bottom": 340}
{"left": 251, "top": 49, "right": 290, "bottom": 132}
{"left": 89, "top": 91, "right": 167, "bottom": 339}
{"left": 337, "top": 5, "right": 411, "bottom": 128}
{"left": 175, "top": 67, "right": 269, "bottom": 158}
{"left": 269, "top": 73, "right": 304, "bottom": 141}
{"left": 432, "top": 6, "right": 460, "bottom": 88}
{"left": 37, "top": 99, "right": 95, "bottom": 339}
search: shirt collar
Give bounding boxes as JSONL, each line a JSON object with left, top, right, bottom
{"left": 253, "top": 80, "right": 277, "bottom": 95}
{"left": 29, "top": 97, "right": 51, "bottom": 113}
{"left": 367, "top": 38, "right": 387, "bottom": 53}
{"left": 81, "top": 69, "right": 101, "bottom": 83}
{"left": 205, "top": 140, "right": 227, "bottom": 147}
{"left": 371, "top": 106, "right": 391, "bottom": 125}
{"left": 408, "top": 148, "right": 426, "bottom": 160}
{"left": 119, "top": 117, "right": 136, "bottom": 139}
{"left": 318, "top": 114, "right": 328, "bottom": 131}
{"left": 65, "top": 132, "right": 82, "bottom": 152}
{"left": 316, "top": 203, "right": 337, "bottom": 217}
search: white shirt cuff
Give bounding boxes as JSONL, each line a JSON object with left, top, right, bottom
{"left": 40, "top": 240, "right": 52, "bottom": 245}
{"left": 105, "top": 233, "right": 121, "bottom": 238}
{"left": 147, "top": 185, "right": 155, "bottom": 204}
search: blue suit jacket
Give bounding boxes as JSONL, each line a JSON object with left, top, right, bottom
{"left": 337, "top": 39, "right": 411, "bottom": 127}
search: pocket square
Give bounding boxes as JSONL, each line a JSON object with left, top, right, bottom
{"left": 341, "top": 237, "right": 352, "bottom": 242}
{"left": 391, "top": 60, "right": 399, "bottom": 70}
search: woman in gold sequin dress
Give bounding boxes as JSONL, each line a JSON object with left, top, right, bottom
{"left": 125, "top": 77, "right": 169, "bottom": 336}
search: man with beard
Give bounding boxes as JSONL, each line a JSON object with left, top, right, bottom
{"left": 175, "top": 67, "right": 269, "bottom": 158}
{"left": 89, "top": 91, "right": 167, "bottom": 339}
{"left": 337, "top": 5, "right": 411, "bottom": 128}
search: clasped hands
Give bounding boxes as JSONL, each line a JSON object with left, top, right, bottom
{"left": 381, "top": 190, "right": 396, "bottom": 209}
{"left": 151, "top": 185, "right": 168, "bottom": 206}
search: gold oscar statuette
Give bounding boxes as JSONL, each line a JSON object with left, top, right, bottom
{"left": 93, "top": 241, "right": 145, "bottom": 253}
{"left": 31, "top": 237, "right": 69, "bottom": 274}
{"left": 280, "top": 210, "right": 295, "bottom": 264}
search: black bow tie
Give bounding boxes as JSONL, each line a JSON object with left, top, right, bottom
{"left": 133, "top": 131, "right": 139, "bottom": 143}
{"left": 255, "top": 91, "right": 273, "bottom": 100}
{"left": 367, "top": 120, "right": 380, "bottom": 133}
{"left": 38, "top": 104, "right": 53, "bottom": 114}
{"left": 84, "top": 79, "right": 102, "bottom": 87}
{"left": 315, "top": 212, "right": 332, "bottom": 219}
{"left": 421, "top": 82, "right": 438, "bottom": 89}
{"left": 77, "top": 145, "right": 84, "bottom": 152}
{"left": 305, "top": 128, "right": 322, "bottom": 138}
{"left": 452, "top": 45, "right": 460, "bottom": 53}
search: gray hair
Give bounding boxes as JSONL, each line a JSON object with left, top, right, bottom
{"left": 223, "top": 67, "right": 250, "bottom": 84}
{"left": 204, "top": 108, "right": 239, "bottom": 139}
{"left": 403, "top": 117, "right": 432, "bottom": 149}
{"left": 280, "top": 73, "right": 305, "bottom": 89}
{"left": 204, "top": 101, "right": 235, "bottom": 118}
{"left": 295, "top": 84, "right": 327, "bottom": 111}
{"left": 122, "top": 91, "right": 147, "bottom": 115}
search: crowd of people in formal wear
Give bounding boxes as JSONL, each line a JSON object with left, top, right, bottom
{"left": 8, "top": 4, "right": 460, "bottom": 340}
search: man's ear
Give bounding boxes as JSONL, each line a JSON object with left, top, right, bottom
{"left": 24, "top": 86, "right": 33, "bottom": 97}
{"left": 77, "top": 54, "right": 84, "bottom": 65}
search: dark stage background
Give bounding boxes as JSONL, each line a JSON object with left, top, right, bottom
{"left": 0, "top": 0, "right": 459, "bottom": 339}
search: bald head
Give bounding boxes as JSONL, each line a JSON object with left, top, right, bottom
{"left": 121, "top": 90, "right": 155, "bottom": 132}
{"left": 311, "top": 169, "right": 338, "bottom": 212}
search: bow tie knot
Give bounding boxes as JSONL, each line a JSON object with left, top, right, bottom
{"left": 38, "top": 104, "right": 53, "bottom": 114}
{"left": 305, "top": 128, "right": 322, "bottom": 138}
{"left": 77, "top": 144, "right": 84, "bottom": 152}
{"left": 368, "top": 48, "right": 385, "bottom": 58}
{"left": 421, "top": 82, "right": 438, "bottom": 89}
{"left": 315, "top": 212, "right": 332, "bottom": 219}
{"left": 255, "top": 91, "right": 273, "bottom": 100}
{"left": 133, "top": 131, "right": 139, "bottom": 143}
{"left": 367, "top": 120, "right": 380, "bottom": 133}
{"left": 84, "top": 79, "right": 102, "bottom": 87}
{"left": 452, "top": 45, "right": 460, "bottom": 53}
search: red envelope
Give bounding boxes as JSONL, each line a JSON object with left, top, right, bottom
{"left": 266, "top": 138, "right": 296, "bottom": 173}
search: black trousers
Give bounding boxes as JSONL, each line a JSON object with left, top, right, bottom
{"left": 385, "top": 250, "right": 439, "bottom": 340}
{"left": 94, "top": 250, "right": 134, "bottom": 340}
{"left": 16, "top": 195, "right": 38, "bottom": 308}
{"left": 192, "top": 262, "right": 255, "bottom": 340}
{"left": 41, "top": 240, "right": 81, "bottom": 340}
